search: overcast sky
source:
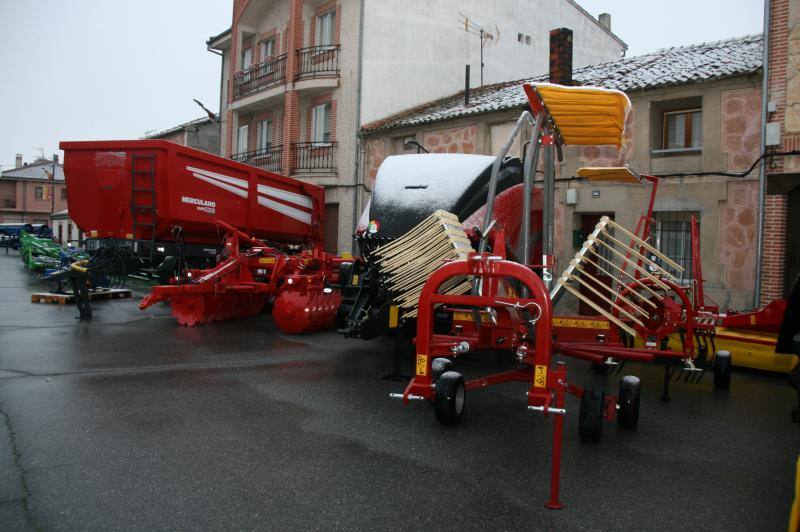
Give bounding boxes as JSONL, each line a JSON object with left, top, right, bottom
{"left": 0, "top": 0, "right": 764, "bottom": 170}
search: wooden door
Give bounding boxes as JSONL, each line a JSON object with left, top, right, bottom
{"left": 324, "top": 203, "right": 339, "bottom": 254}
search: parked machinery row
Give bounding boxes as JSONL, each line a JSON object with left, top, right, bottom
{"left": 58, "top": 83, "right": 800, "bottom": 508}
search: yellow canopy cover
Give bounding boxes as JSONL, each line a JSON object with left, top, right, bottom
{"left": 576, "top": 167, "right": 641, "bottom": 184}
{"left": 528, "top": 84, "right": 631, "bottom": 147}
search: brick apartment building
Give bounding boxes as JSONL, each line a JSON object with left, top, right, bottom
{"left": 761, "top": 0, "right": 800, "bottom": 304}
{"left": 361, "top": 32, "right": 768, "bottom": 312}
{"left": 0, "top": 154, "right": 67, "bottom": 225}
{"left": 207, "top": 0, "right": 626, "bottom": 253}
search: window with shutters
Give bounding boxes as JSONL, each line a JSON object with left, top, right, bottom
{"left": 662, "top": 109, "right": 702, "bottom": 150}
{"left": 651, "top": 97, "right": 703, "bottom": 155}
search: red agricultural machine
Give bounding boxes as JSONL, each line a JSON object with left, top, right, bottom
{"left": 59, "top": 83, "right": 800, "bottom": 508}
{"left": 60, "top": 140, "right": 345, "bottom": 333}
{"left": 338, "top": 83, "right": 800, "bottom": 507}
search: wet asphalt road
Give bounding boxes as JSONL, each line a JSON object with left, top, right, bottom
{"left": 0, "top": 251, "right": 798, "bottom": 531}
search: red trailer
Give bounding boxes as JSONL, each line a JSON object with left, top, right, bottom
{"left": 59, "top": 140, "right": 326, "bottom": 265}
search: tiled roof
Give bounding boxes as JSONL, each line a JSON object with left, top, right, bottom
{"left": 2, "top": 162, "right": 64, "bottom": 181}
{"left": 362, "top": 34, "right": 763, "bottom": 133}
{"left": 144, "top": 116, "right": 214, "bottom": 139}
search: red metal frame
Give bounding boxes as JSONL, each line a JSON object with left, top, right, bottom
{"left": 396, "top": 253, "right": 602, "bottom": 509}
{"left": 140, "top": 219, "right": 345, "bottom": 332}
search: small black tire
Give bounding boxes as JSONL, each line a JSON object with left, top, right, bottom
{"left": 434, "top": 371, "right": 465, "bottom": 426}
{"left": 714, "top": 350, "right": 732, "bottom": 390}
{"left": 431, "top": 358, "right": 454, "bottom": 381}
{"left": 617, "top": 375, "right": 641, "bottom": 429}
{"left": 579, "top": 388, "right": 605, "bottom": 443}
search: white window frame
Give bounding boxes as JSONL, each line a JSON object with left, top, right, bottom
{"left": 260, "top": 39, "right": 274, "bottom": 60}
{"left": 259, "top": 39, "right": 275, "bottom": 75}
{"left": 241, "top": 47, "right": 252, "bottom": 70}
{"left": 311, "top": 103, "right": 331, "bottom": 145}
{"left": 241, "top": 47, "right": 253, "bottom": 82}
{"left": 316, "top": 10, "right": 334, "bottom": 47}
{"left": 258, "top": 119, "right": 272, "bottom": 152}
{"left": 237, "top": 124, "right": 249, "bottom": 154}
{"left": 662, "top": 108, "right": 702, "bottom": 151}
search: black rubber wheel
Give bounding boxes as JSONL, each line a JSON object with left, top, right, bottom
{"left": 434, "top": 371, "right": 465, "bottom": 426}
{"left": 431, "top": 358, "right": 454, "bottom": 381}
{"left": 579, "top": 388, "right": 605, "bottom": 443}
{"left": 617, "top": 375, "right": 641, "bottom": 429}
{"left": 714, "top": 350, "right": 732, "bottom": 390}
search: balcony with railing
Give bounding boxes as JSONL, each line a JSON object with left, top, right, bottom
{"left": 292, "top": 142, "right": 337, "bottom": 174}
{"left": 231, "top": 145, "right": 283, "bottom": 173}
{"left": 296, "top": 45, "right": 340, "bottom": 81}
{"left": 233, "top": 53, "right": 288, "bottom": 100}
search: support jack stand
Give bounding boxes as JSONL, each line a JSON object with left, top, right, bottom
{"left": 70, "top": 277, "right": 93, "bottom": 320}
{"left": 382, "top": 326, "right": 411, "bottom": 382}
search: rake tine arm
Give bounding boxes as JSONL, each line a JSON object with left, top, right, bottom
{"left": 598, "top": 231, "right": 681, "bottom": 282}
{"left": 557, "top": 279, "right": 637, "bottom": 337}
{"left": 582, "top": 251, "right": 662, "bottom": 305}
{"left": 588, "top": 236, "right": 672, "bottom": 291}
{"left": 605, "top": 218, "right": 684, "bottom": 271}
{"left": 572, "top": 261, "right": 649, "bottom": 316}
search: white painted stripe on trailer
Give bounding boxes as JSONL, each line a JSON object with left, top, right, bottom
{"left": 257, "top": 195, "right": 312, "bottom": 225}
{"left": 186, "top": 165, "right": 248, "bottom": 189}
{"left": 193, "top": 173, "right": 248, "bottom": 199}
{"left": 256, "top": 184, "right": 313, "bottom": 209}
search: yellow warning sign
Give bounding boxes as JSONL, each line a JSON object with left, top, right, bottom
{"left": 534, "top": 365, "right": 547, "bottom": 388}
{"left": 416, "top": 354, "right": 428, "bottom": 376}
{"left": 259, "top": 257, "right": 276, "bottom": 264}
{"left": 388, "top": 305, "right": 399, "bottom": 328}
{"left": 452, "top": 311, "right": 492, "bottom": 323}
{"left": 552, "top": 317, "right": 610, "bottom": 330}
{"left": 351, "top": 274, "right": 359, "bottom": 286}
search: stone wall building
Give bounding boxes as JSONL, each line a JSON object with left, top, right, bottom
{"left": 361, "top": 33, "right": 766, "bottom": 312}
{"left": 207, "top": 0, "right": 626, "bottom": 254}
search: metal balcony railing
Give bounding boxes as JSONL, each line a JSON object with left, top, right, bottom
{"left": 231, "top": 145, "right": 283, "bottom": 173}
{"left": 295, "top": 45, "right": 340, "bottom": 81}
{"left": 233, "top": 53, "right": 288, "bottom": 99}
{"left": 292, "top": 142, "right": 337, "bottom": 173}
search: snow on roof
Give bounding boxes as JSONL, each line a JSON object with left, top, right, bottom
{"left": 144, "top": 116, "right": 214, "bottom": 139}
{"left": 2, "top": 162, "right": 64, "bottom": 181}
{"left": 362, "top": 34, "right": 763, "bottom": 134}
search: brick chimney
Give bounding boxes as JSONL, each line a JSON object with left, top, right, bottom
{"left": 15, "top": 153, "right": 22, "bottom": 168}
{"left": 598, "top": 13, "right": 611, "bottom": 31}
{"left": 549, "top": 28, "right": 573, "bottom": 86}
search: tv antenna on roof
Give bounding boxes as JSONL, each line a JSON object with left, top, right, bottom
{"left": 457, "top": 13, "right": 500, "bottom": 86}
